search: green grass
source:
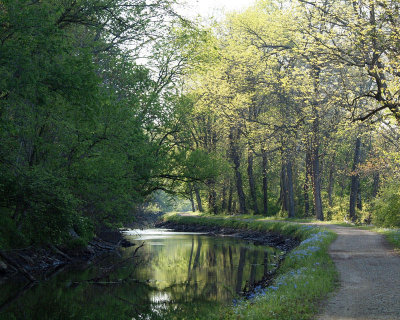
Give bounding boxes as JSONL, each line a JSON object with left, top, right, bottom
{"left": 164, "top": 214, "right": 338, "bottom": 320}
{"left": 382, "top": 228, "right": 400, "bottom": 247}
{"left": 181, "top": 212, "right": 400, "bottom": 251}
{"left": 379, "top": 228, "right": 400, "bottom": 251}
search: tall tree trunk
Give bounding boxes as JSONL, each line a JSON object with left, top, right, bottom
{"left": 349, "top": 137, "right": 361, "bottom": 222}
{"left": 280, "top": 159, "right": 295, "bottom": 218}
{"left": 327, "top": 153, "right": 336, "bottom": 207}
{"left": 261, "top": 148, "right": 268, "bottom": 216}
{"left": 189, "top": 185, "right": 195, "bottom": 212}
{"left": 207, "top": 180, "right": 217, "bottom": 214}
{"left": 234, "top": 162, "right": 246, "bottom": 214}
{"left": 247, "top": 148, "right": 259, "bottom": 214}
{"left": 228, "top": 181, "right": 233, "bottom": 213}
{"left": 372, "top": 172, "right": 380, "bottom": 198}
{"left": 311, "top": 145, "right": 324, "bottom": 221}
{"left": 357, "top": 180, "right": 362, "bottom": 210}
{"left": 319, "top": 157, "right": 324, "bottom": 187}
{"left": 229, "top": 128, "right": 246, "bottom": 214}
{"left": 194, "top": 184, "right": 203, "bottom": 212}
{"left": 221, "top": 182, "right": 227, "bottom": 212}
{"left": 286, "top": 159, "right": 295, "bottom": 218}
{"left": 311, "top": 114, "right": 324, "bottom": 221}
{"left": 280, "top": 163, "right": 288, "bottom": 213}
{"left": 203, "top": 114, "right": 218, "bottom": 214}
{"left": 311, "top": 65, "right": 324, "bottom": 221}
{"left": 304, "top": 151, "right": 311, "bottom": 216}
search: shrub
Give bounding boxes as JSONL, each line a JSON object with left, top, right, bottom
{"left": 373, "top": 181, "right": 400, "bottom": 228}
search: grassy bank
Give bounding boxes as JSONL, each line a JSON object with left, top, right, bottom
{"left": 169, "top": 212, "right": 400, "bottom": 250}
{"left": 380, "top": 229, "right": 400, "bottom": 250}
{"left": 163, "top": 214, "right": 337, "bottom": 320}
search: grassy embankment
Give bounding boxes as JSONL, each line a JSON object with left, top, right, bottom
{"left": 163, "top": 213, "right": 338, "bottom": 320}
{"left": 377, "top": 229, "right": 400, "bottom": 250}
{"left": 212, "top": 213, "right": 400, "bottom": 251}
{"left": 262, "top": 216, "right": 400, "bottom": 251}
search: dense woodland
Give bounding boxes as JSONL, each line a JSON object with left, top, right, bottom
{"left": 1, "top": 0, "right": 400, "bottom": 249}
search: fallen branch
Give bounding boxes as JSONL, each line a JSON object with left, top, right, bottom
{"left": 49, "top": 245, "right": 72, "bottom": 261}
{"left": 0, "top": 250, "right": 36, "bottom": 282}
{"left": 76, "top": 242, "right": 145, "bottom": 285}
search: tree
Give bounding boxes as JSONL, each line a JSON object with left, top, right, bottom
{"left": 0, "top": 0, "right": 195, "bottom": 246}
{"left": 296, "top": 0, "right": 400, "bottom": 125}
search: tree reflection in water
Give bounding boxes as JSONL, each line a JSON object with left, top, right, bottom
{"left": 0, "top": 230, "right": 283, "bottom": 320}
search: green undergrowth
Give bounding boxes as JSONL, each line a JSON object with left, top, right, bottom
{"left": 164, "top": 214, "right": 338, "bottom": 320}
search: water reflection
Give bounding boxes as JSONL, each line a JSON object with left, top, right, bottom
{"left": 0, "top": 229, "right": 283, "bottom": 320}
{"left": 124, "top": 230, "right": 282, "bottom": 303}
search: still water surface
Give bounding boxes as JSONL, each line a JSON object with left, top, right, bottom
{"left": 0, "top": 229, "right": 283, "bottom": 320}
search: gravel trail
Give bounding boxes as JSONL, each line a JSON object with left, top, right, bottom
{"left": 316, "top": 225, "right": 400, "bottom": 320}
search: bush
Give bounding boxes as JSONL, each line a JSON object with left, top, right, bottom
{"left": 0, "top": 167, "right": 84, "bottom": 247}
{"left": 0, "top": 212, "right": 28, "bottom": 249}
{"left": 373, "top": 181, "right": 400, "bottom": 228}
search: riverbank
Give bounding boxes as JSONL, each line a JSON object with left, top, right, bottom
{"left": 0, "top": 231, "right": 133, "bottom": 282}
{"left": 162, "top": 214, "right": 337, "bottom": 320}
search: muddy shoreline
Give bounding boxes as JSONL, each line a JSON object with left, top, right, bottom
{"left": 0, "top": 231, "right": 133, "bottom": 283}
{"left": 0, "top": 212, "right": 162, "bottom": 282}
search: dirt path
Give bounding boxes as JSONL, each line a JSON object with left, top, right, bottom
{"left": 316, "top": 225, "right": 400, "bottom": 320}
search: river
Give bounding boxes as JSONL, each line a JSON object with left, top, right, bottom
{"left": 0, "top": 229, "right": 283, "bottom": 320}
